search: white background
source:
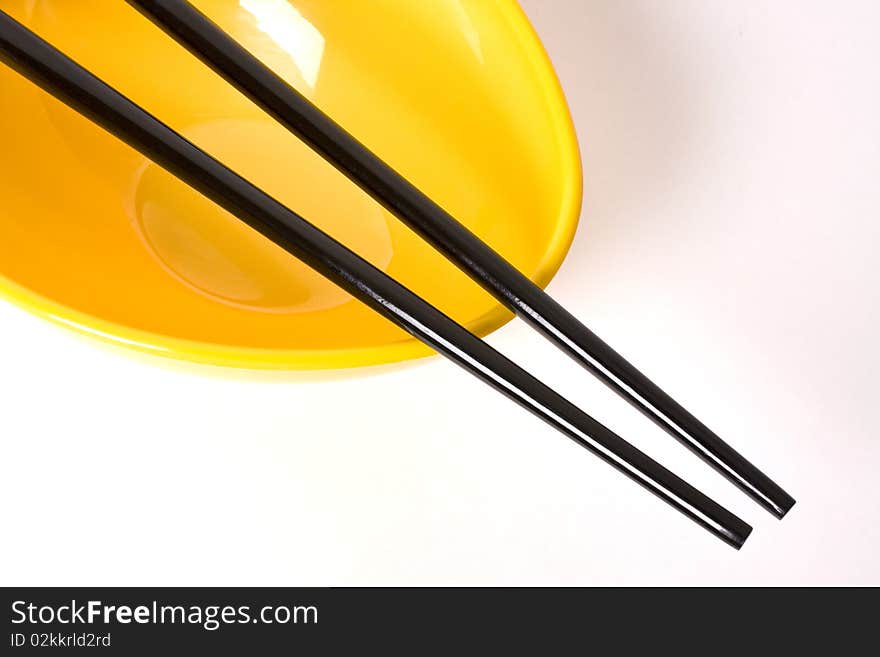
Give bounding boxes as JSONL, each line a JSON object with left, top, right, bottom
{"left": 1, "top": 0, "right": 878, "bottom": 585}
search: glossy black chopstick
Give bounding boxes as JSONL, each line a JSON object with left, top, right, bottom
{"left": 0, "top": 10, "right": 752, "bottom": 547}
{"left": 124, "top": 0, "right": 795, "bottom": 519}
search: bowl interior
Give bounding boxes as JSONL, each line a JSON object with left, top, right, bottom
{"left": 0, "top": 0, "right": 581, "bottom": 368}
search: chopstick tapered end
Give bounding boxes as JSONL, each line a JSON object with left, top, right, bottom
{"left": 774, "top": 494, "right": 796, "bottom": 520}
{"left": 730, "top": 523, "right": 752, "bottom": 550}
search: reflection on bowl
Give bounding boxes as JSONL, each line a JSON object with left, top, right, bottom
{"left": 133, "top": 118, "right": 393, "bottom": 314}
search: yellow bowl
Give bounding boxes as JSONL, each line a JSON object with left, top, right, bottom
{"left": 0, "top": 0, "right": 581, "bottom": 369}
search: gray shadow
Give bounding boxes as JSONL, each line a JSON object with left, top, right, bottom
{"left": 99, "top": 339, "right": 438, "bottom": 383}
{"left": 520, "top": 0, "right": 712, "bottom": 289}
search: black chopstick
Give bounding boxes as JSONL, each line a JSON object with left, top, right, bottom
{"left": 124, "top": 0, "right": 795, "bottom": 519}
{"left": 0, "top": 9, "right": 752, "bottom": 548}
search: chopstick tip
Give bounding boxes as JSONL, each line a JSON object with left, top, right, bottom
{"left": 774, "top": 494, "right": 796, "bottom": 520}
{"left": 731, "top": 523, "right": 752, "bottom": 550}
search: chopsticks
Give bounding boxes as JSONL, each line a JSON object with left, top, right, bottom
{"left": 0, "top": 9, "right": 752, "bottom": 548}
{"left": 124, "top": 0, "right": 795, "bottom": 519}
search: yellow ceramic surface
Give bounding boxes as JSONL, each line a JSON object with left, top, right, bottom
{"left": 0, "top": 0, "right": 581, "bottom": 369}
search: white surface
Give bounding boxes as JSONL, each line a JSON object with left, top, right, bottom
{"left": 1, "top": 0, "right": 879, "bottom": 585}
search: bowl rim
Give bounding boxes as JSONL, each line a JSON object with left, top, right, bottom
{"left": 0, "top": 0, "right": 583, "bottom": 370}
